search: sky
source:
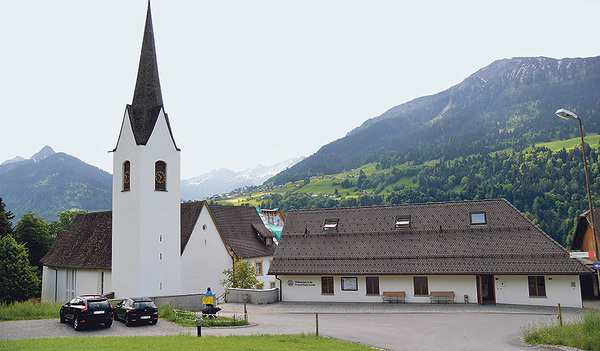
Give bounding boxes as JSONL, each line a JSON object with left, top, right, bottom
{"left": 1, "top": 1, "right": 599, "bottom": 179}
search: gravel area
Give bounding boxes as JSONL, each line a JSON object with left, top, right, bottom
{"left": 0, "top": 318, "right": 189, "bottom": 341}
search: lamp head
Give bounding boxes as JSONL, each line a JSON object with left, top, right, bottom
{"left": 556, "top": 108, "right": 578, "bottom": 120}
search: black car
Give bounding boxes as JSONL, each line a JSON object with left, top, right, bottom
{"left": 114, "top": 297, "right": 159, "bottom": 326}
{"left": 59, "top": 295, "right": 114, "bottom": 330}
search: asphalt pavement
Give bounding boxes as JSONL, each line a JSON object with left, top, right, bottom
{"left": 1, "top": 300, "right": 598, "bottom": 350}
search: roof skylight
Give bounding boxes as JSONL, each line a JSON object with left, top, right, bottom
{"left": 470, "top": 212, "right": 487, "bottom": 225}
{"left": 395, "top": 216, "right": 410, "bottom": 229}
{"left": 323, "top": 219, "right": 339, "bottom": 231}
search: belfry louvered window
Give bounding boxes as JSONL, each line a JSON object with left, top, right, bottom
{"left": 123, "top": 161, "right": 131, "bottom": 191}
{"left": 155, "top": 161, "right": 166, "bottom": 191}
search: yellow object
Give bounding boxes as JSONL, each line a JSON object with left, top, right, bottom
{"left": 202, "top": 295, "right": 214, "bottom": 305}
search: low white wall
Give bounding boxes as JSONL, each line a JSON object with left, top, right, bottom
{"left": 151, "top": 293, "right": 206, "bottom": 311}
{"left": 225, "top": 288, "right": 279, "bottom": 304}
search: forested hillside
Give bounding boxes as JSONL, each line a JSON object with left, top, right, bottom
{"left": 271, "top": 56, "right": 600, "bottom": 184}
{"left": 0, "top": 152, "right": 111, "bottom": 221}
{"left": 256, "top": 144, "right": 600, "bottom": 247}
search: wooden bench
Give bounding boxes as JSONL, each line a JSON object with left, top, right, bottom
{"left": 430, "top": 291, "right": 455, "bottom": 303}
{"left": 382, "top": 291, "right": 406, "bottom": 303}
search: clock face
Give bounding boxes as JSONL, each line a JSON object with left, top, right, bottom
{"left": 155, "top": 170, "right": 166, "bottom": 184}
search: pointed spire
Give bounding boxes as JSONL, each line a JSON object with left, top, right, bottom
{"left": 129, "top": 1, "right": 164, "bottom": 145}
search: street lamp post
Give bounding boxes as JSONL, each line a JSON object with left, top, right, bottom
{"left": 556, "top": 108, "right": 600, "bottom": 288}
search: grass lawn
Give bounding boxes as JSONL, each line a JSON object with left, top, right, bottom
{"left": 522, "top": 310, "right": 600, "bottom": 351}
{"left": 0, "top": 301, "right": 61, "bottom": 321}
{"left": 0, "top": 334, "right": 373, "bottom": 351}
{"left": 529, "top": 133, "right": 600, "bottom": 152}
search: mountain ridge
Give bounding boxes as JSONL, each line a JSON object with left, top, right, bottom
{"left": 181, "top": 156, "right": 304, "bottom": 200}
{"left": 269, "top": 56, "right": 600, "bottom": 184}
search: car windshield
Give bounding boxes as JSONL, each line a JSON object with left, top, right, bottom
{"left": 88, "top": 300, "right": 111, "bottom": 309}
{"left": 134, "top": 302, "right": 156, "bottom": 308}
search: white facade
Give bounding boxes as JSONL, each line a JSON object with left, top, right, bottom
{"left": 112, "top": 108, "right": 181, "bottom": 299}
{"left": 494, "top": 275, "right": 582, "bottom": 308}
{"left": 180, "top": 206, "right": 233, "bottom": 298}
{"left": 244, "top": 255, "right": 278, "bottom": 290}
{"left": 278, "top": 274, "right": 583, "bottom": 308}
{"left": 41, "top": 266, "right": 111, "bottom": 304}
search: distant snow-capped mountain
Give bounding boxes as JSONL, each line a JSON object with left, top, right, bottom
{"left": 181, "top": 156, "right": 304, "bottom": 200}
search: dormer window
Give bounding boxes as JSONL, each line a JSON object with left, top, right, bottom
{"left": 323, "top": 219, "right": 339, "bottom": 232}
{"left": 470, "top": 212, "right": 487, "bottom": 225}
{"left": 395, "top": 216, "right": 410, "bottom": 229}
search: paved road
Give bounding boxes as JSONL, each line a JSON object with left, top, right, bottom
{"left": 2, "top": 301, "right": 597, "bottom": 350}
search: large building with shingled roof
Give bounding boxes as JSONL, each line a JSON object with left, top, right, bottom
{"left": 268, "top": 199, "right": 594, "bottom": 307}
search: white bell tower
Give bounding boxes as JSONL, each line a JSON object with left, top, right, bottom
{"left": 111, "top": 2, "right": 181, "bottom": 298}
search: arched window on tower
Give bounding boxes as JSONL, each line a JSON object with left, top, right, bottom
{"left": 155, "top": 161, "right": 166, "bottom": 191}
{"left": 123, "top": 161, "right": 131, "bottom": 191}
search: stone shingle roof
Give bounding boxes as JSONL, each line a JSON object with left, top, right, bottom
{"left": 207, "top": 204, "right": 275, "bottom": 259}
{"left": 41, "top": 202, "right": 275, "bottom": 270}
{"left": 269, "top": 199, "right": 593, "bottom": 276}
{"left": 181, "top": 201, "right": 205, "bottom": 254}
{"left": 40, "top": 211, "right": 112, "bottom": 270}
{"left": 114, "top": 2, "right": 178, "bottom": 151}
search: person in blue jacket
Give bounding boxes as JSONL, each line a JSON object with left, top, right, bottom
{"left": 202, "top": 287, "right": 214, "bottom": 306}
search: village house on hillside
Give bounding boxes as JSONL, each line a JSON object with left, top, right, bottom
{"left": 39, "top": 3, "right": 277, "bottom": 303}
{"left": 269, "top": 199, "right": 594, "bottom": 308}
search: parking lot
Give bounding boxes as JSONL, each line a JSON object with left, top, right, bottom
{"left": 1, "top": 301, "right": 598, "bottom": 350}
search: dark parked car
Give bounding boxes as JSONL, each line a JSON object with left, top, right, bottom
{"left": 59, "top": 295, "right": 114, "bottom": 330}
{"left": 114, "top": 297, "right": 159, "bottom": 326}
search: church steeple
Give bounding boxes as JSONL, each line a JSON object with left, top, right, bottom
{"left": 128, "top": 1, "right": 166, "bottom": 146}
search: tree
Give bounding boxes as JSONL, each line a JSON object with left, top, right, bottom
{"left": 48, "top": 209, "right": 85, "bottom": 242}
{"left": 220, "top": 260, "right": 260, "bottom": 289}
{"left": 356, "top": 169, "right": 367, "bottom": 189}
{"left": 14, "top": 212, "right": 51, "bottom": 267}
{"left": 0, "top": 197, "right": 14, "bottom": 238}
{"left": 0, "top": 234, "right": 40, "bottom": 303}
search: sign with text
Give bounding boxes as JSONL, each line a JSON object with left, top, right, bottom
{"left": 569, "top": 252, "right": 596, "bottom": 258}
{"left": 287, "top": 280, "right": 315, "bottom": 287}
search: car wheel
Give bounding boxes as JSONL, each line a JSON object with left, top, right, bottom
{"left": 151, "top": 320, "right": 157, "bottom": 325}
{"left": 73, "top": 317, "right": 83, "bottom": 331}
{"left": 125, "top": 315, "right": 132, "bottom": 327}
{"left": 59, "top": 311, "right": 66, "bottom": 323}
{"left": 105, "top": 319, "right": 112, "bottom": 328}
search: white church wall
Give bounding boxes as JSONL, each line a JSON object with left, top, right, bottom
{"left": 41, "top": 267, "right": 112, "bottom": 304}
{"left": 112, "top": 112, "right": 142, "bottom": 299}
{"left": 180, "top": 206, "right": 233, "bottom": 298}
{"left": 112, "top": 108, "right": 181, "bottom": 299}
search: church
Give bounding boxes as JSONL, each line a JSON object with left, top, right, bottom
{"left": 40, "top": 3, "right": 277, "bottom": 303}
